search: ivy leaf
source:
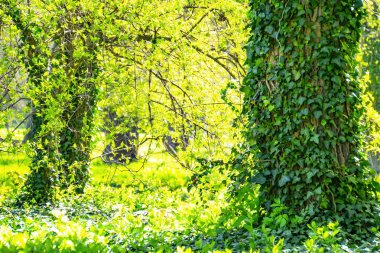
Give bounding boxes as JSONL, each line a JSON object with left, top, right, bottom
{"left": 265, "top": 25, "right": 274, "bottom": 35}
{"left": 297, "top": 97, "right": 306, "bottom": 105}
{"left": 331, "top": 76, "right": 341, "bottom": 84}
{"left": 332, "top": 57, "right": 342, "bottom": 67}
{"left": 371, "top": 180, "right": 380, "bottom": 192}
{"left": 278, "top": 175, "right": 290, "bottom": 187}
{"left": 301, "top": 128, "right": 310, "bottom": 138}
{"left": 278, "top": 216, "right": 287, "bottom": 227}
{"left": 310, "top": 134, "right": 319, "bottom": 144}
{"left": 293, "top": 70, "right": 301, "bottom": 81}
{"left": 313, "top": 111, "right": 323, "bottom": 119}
{"left": 250, "top": 173, "right": 266, "bottom": 184}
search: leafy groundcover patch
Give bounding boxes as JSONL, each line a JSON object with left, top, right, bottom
{"left": 0, "top": 176, "right": 379, "bottom": 252}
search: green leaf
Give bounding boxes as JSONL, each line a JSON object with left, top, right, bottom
{"left": 265, "top": 25, "right": 274, "bottom": 35}
{"left": 293, "top": 70, "right": 301, "bottom": 81}
{"left": 278, "top": 217, "right": 287, "bottom": 227}
{"left": 310, "top": 134, "right": 319, "bottom": 144}
{"left": 250, "top": 174, "right": 266, "bottom": 184}
{"left": 331, "top": 76, "right": 341, "bottom": 84}
{"left": 313, "top": 111, "right": 323, "bottom": 119}
{"left": 297, "top": 97, "right": 306, "bottom": 105}
{"left": 278, "top": 175, "right": 290, "bottom": 187}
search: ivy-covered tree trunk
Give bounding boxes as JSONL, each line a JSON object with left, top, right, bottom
{"left": 3, "top": 3, "right": 61, "bottom": 203}
{"left": 2, "top": 1, "right": 102, "bottom": 203}
{"left": 239, "top": 0, "right": 378, "bottom": 237}
{"left": 57, "top": 8, "right": 100, "bottom": 193}
{"left": 58, "top": 66, "right": 98, "bottom": 194}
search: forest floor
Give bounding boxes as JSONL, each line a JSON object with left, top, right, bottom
{"left": 0, "top": 152, "right": 379, "bottom": 252}
{"left": 0, "top": 152, "right": 250, "bottom": 252}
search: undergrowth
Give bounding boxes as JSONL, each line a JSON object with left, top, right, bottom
{"left": 0, "top": 154, "right": 379, "bottom": 252}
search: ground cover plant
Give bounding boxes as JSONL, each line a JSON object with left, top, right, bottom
{"left": 0, "top": 0, "right": 379, "bottom": 252}
{"left": 0, "top": 152, "right": 379, "bottom": 252}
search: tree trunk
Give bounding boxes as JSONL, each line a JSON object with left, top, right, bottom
{"left": 369, "top": 152, "right": 380, "bottom": 174}
{"left": 102, "top": 110, "right": 138, "bottom": 164}
{"left": 237, "top": 0, "right": 378, "bottom": 236}
{"left": 3, "top": 2, "right": 101, "bottom": 203}
{"left": 57, "top": 11, "right": 99, "bottom": 193}
{"left": 163, "top": 124, "right": 189, "bottom": 158}
{"left": 4, "top": 4, "right": 58, "bottom": 203}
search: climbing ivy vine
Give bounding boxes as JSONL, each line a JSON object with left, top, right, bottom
{"left": 1, "top": 0, "right": 104, "bottom": 203}
{"left": 231, "top": 0, "right": 379, "bottom": 240}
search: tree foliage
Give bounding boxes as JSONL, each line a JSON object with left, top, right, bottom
{"left": 0, "top": 0, "right": 248, "bottom": 203}
{"left": 96, "top": 0, "right": 247, "bottom": 167}
{"left": 361, "top": 0, "right": 380, "bottom": 112}
{"left": 360, "top": 0, "right": 380, "bottom": 173}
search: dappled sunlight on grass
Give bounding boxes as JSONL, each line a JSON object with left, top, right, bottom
{"left": 0, "top": 153, "right": 233, "bottom": 252}
{"left": 0, "top": 151, "right": 378, "bottom": 252}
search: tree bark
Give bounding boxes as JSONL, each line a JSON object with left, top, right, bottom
{"left": 102, "top": 110, "right": 138, "bottom": 164}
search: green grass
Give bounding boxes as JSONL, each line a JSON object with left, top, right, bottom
{"left": 0, "top": 152, "right": 235, "bottom": 252}
{"left": 0, "top": 152, "right": 379, "bottom": 252}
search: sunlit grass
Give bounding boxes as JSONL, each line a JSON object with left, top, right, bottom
{"left": 0, "top": 152, "right": 29, "bottom": 176}
{"left": 0, "top": 146, "right": 230, "bottom": 252}
{"left": 0, "top": 152, "right": 378, "bottom": 252}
